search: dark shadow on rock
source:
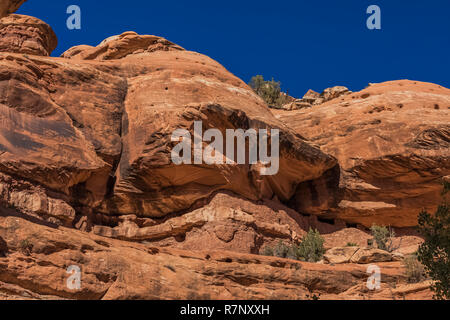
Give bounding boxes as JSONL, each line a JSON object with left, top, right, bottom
{"left": 0, "top": 235, "right": 7, "bottom": 257}
{"left": 0, "top": 205, "right": 59, "bottom": 229}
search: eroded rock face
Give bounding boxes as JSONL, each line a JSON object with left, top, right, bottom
{"left": 93, "top": 192, "right": 346, "bottom": 254}
{"left": 61, "top": 31, "right": 184, "bottom": 60}
{"left": 59, "top": 34, "right": 336, "bottom": 219}
{"left": 350, "top": 248, "right": 393, "bottom": 264}
{"left": 281, "top": 86, "right": 352, "bottom": 110}
{"left": 324, "top": 246, "right": 394, "bottom": 264}
{"left": 320, "top": 86, "right": 351, "bottom": 103}
{"left": 0, "top": 8, "right": 438, "bottom": 302}
{"left": 0, "top": 21, "right": 336, "bottom": 229}
{"left": 0, "top": 0, "right": 26, "bottom": 19}
{"left": 276, "top": 80, "right": 450, "bottom": 227}
{"left": 0, "top": 14, "right": 57, "bottom": 56}
{"left": 324, "top": 246, "right": 360, "bottom": 264}
{"left": 0, "top": 51, "right": 127, "bottom": 219}
{"left": 0, "top": 214, "right": 432, "bottom": 300}
{"left": 0, "top": 173, "right": 75, "bottom": 226}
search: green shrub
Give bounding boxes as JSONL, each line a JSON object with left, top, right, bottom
{"left": 262, "top": 246, "right": 274, "bottom": 257}
{"left": 248, "top": 75, "right": 290, "bottom": 108}
{"left": 262, "top": 241, "right": 295, "bottom": 259}
{"left": 305, "top": 292, "right": 321, "bottom": 300}
{"left": 295, "top": 228, "right": 325, "bottom": 262}
{"left": 261, "top": 229, "right": 325, "bottom": 263}
{"left": 270, "top": 241, "right": 298, "bottom": 259}
{"left": 417, "top": 181, "right": 450, "bottom": 300}
{"left": 346, "top": 242, "right": 358, "bottom": 247}
{"left": 370, "top": 225, "right": 389, "bottom": 250}
{"left": 19, "top": 239, "right": 33, "bottom": 255}
{"left": 403, "top": 253, "right": 426, "bottom": 283}
{"left": 370, "top": 224, "right": 399, "bottom": 252}
{"left": 272, "top": 241, "right": 288, "bottom": 258}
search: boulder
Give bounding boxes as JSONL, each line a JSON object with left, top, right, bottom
{"left": 280, "top": 86, "right": 351, "bottom": 110}
{"left": 303, "top": 89, "right": 320, "bottom": 100}
{"left": 320, "top": 86, "right": 351, "bottom": 102}
{"left": 0, "top": 14, "right": 57, "bottom": 56}
{"left": 349, "top": 248, "right": 393, "bottom": 264}
{"left": 320, "top": 246, "right": 396, "bottom": 265}
{"left": 61, "top": 31, "right": 184, "bottom": 60}
{"left": 324, "top": 246, "right": 359, "bottom": 264}
{"left": 281, "top": 99, "right": 312, "bottom": 111}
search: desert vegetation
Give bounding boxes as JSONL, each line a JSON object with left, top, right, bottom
{"left": 417, "top": 181, "right": 450, "bottom": 299}
{"left": 370, "top": 224, "right": 401, "bottom": 252}
{"left": 248, "top": 75, "right": 291, "bottom": 108}
{"left": 262, "top": 228, "right": 325, "bottom": 262}
{"left": 403, "top": 253, "right": 427, "bottom": 283}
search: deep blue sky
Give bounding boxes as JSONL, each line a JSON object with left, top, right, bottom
{"left": 17, "top": 0, "right": 450, "bottom": 98}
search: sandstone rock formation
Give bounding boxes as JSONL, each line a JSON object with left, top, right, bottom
{"left": 58, "top": 31, "right": 337, "bottom": 222}
{"left": 0, "top": 1, "right": 441, "bottom": 301}
{"left": 0, "top": 213, "right": 432, "bottom": 300}
{"left": 61, "top": 31, "right": 183, "bottom": 60}
{"left": 0, "top": 24, "right": 336, "bottom": 230}
{"left": 324, "top": 246, "right": 360, "bottom": 264}
{"left": 276, "top": 80, "right": 450, "bottom": 227}
{"left": 281, "top": 99, "right": 313, "bottom": 111}
{"left": 0, "top": 2, "right": 339, "bottom": 255}
{"left": 281, "top": 86, "right": 352, "bottom": 110}
{"left": 324, "top": 246, "right": 393, "bottom": 264}
{"left": 350, "top": 248, "right": 393, "bottom": 264}
{"left": 0, "top": 0, "right": 26, "bottom": 19}
{"left": 0, "top": 14, "right": 57, "bottom": 56}
{"left": 92, "top": 192, "right": 347, "bottom": 253}
{"left": 320, "top": 86, "right": 351, "bottom": 103}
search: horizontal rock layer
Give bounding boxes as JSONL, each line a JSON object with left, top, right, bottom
{"left": 0, "top": 214, "right": 432, "bottom": 300}
{"left": 0, "top": 14, "right": 57, "bottom": 56}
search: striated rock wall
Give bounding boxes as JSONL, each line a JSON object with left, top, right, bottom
{"left": 0, "top": 214, "right": 432, "bottom": 300}
{"left": 92, "top": 192, "right": 347, "bottom": 253}
{"left": 0, "top": 14, "right": 57, "bottom": 56}
{"left": 0, "top": 26, "right": 336, "bottom": 231}
{"left": 276, "top": 80, "right": 450, "bottom": 227}
{"left": 0, "top": 2, "right": 440, "bottom": 300}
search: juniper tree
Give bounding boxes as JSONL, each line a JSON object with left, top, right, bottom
{"left": 417, "top": 181, "right": 450, "bottom": 300}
